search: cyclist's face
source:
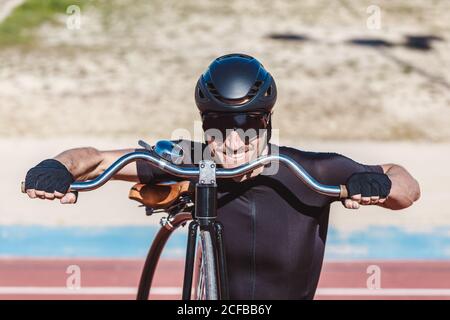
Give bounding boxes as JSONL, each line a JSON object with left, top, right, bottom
{"left": 206, "top": 129, "right": 268, "bottom": 168}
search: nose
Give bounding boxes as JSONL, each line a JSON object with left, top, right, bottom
{"left": 224, "top": 130, "right": 245, "bottom": 153}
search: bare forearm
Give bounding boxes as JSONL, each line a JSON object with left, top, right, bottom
{"left": 54, "top": 147, "right": 139, "bottom": 182}
{"left": 25, "top": 147, "right": 138, "bottom": 205}
{"left": 381, "top": 164, "right": 420, "bottom": 210}
{"left": 54, "top": 147, "right": 104, "bottom": 180}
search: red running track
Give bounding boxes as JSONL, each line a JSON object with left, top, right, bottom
{"left": 0, "top": 259, "right": 449, "bottom": 300}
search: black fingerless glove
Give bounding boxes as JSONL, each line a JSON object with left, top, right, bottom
{"left": 345, "top": 172, "right": 392, "bottom": 198}
{"left": 25, "top": 159, "right": 75, "bottom": 193}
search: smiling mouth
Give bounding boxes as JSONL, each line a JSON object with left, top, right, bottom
{"left": 225, "top": 153, "right": 246, "bottom": 158}
{"left": 223, "top": 145, "right": 251, "bottom": 154}
{"left": 222, "top": 149, "right": 249, "bottom": 158}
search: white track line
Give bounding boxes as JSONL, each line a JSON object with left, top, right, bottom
{"left": 0, "top": 287, "right": 450, "bottom": 297}
{"left": 0, "top": 286, "right": 180, "bottom": 295}
{"left": 316, "top": 288, "right": 450, "bottom": 297}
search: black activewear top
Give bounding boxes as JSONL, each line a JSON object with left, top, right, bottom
{"left": 136, "top": 141, "right": 382, "bottom": 300}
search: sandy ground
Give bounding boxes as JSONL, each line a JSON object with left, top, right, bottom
{"left": 2, "top": 138, "right": 448, "bottom": 233}
{"left": 0, "top": 0, "right": 449, "bottom": 141}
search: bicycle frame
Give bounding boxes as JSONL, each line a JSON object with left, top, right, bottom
{"left": 181, "top": 161, "right": 229, "bottom": 299}
{"left": 136, "top": 160, "right": 228, "bottom": 300}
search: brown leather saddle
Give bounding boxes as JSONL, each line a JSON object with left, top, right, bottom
{"left": 128, "top": 180, "right": 194, "bottom": 213}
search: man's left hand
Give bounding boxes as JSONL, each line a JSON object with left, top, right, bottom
{"left": 342, "top": 172, "right": 392, "bottom": 209}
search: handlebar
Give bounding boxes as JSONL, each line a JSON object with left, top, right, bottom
{"left": 69, "top": 150, "right": 348, "bottom": 198}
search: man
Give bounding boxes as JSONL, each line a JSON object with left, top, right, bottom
{"left": 25, "top": 53, "right": 420, "bottom": 299}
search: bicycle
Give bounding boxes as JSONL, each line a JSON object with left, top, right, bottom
{"left": 23, "top": 139, "right": 348, "bottom": 300}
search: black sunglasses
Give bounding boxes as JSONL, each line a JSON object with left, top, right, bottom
{"left": 202, "top": 112, "right": 270, "bottom": 141}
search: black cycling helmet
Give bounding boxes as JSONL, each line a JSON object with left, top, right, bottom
{"left": 195, "top": 53, "right": 277, "bottom": 115}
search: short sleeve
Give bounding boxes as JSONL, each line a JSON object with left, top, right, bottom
{"left": 312, "top": 153, "right": 383, "bottom": 186}
{"left": 276, "top": 146, "right": 383, "bottom": 206}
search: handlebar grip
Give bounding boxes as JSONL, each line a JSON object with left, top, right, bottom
{"left": 21, "top": 181, "right": 79, "bottom": 203}
{"left": 339, "top": 185, "right": 348, "bottom": 199}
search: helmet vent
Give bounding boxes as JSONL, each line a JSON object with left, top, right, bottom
{"left": 198, "top": 87, "right": 205, "bottom": 99}
{"left": 264, "top": 85, "right": 272, "bottom": 97}
{"left": 207, "top": 83, "right": 220, "bottom": 98}
{"left": 207, "top": 80, "right": 264, "bottom": 105}
{"left": 247, "top": 80, "right": 263, "bottom": 98}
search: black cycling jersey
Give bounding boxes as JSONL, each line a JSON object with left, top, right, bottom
{"left": 136, "top": 141, "right": 382, "bottom": 300}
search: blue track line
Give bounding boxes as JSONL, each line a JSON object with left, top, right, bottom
{"left": 0, "top": 225, "right": 448, "bottom": 259}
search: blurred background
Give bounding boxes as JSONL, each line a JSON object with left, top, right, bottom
{"left": 0, "top": 0, "right": 449, "bottom": 299}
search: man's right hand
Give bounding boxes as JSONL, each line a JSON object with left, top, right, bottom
{"left": 24, "top": 147, "right": 142, "bottom": 204}
{"left": 24, "top": 159, "right": 77, "bottom": 204}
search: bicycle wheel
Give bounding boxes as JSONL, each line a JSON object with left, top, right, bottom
{"left": 136, "top": 213, "right": 192, "bottom": 300}
{"left": 193, "top": 229, "right": 219, "bottom": 300}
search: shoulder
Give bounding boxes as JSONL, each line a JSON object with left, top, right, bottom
{"left": 274, "top": 144, "right": 382, "bottom": 184}
{"left": 276, "top": 144, "right": 342, "bottom": 173}
{"left": 269, "top": 144, "right": 333, "bottom": 180}
{"left": 278, "top": 145, "right": 339, "bottom": 161}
